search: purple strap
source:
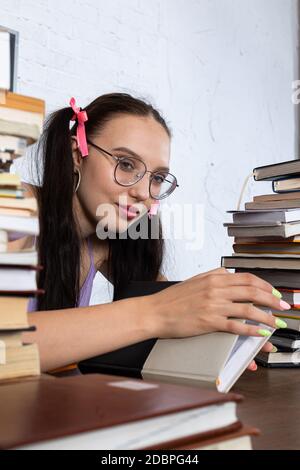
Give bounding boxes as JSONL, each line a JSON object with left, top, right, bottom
{"left": 77, "top": 236, "right": 96, "bottom": 307}
{"left": 27, "top": 237, "right": 96, "bottom": 312}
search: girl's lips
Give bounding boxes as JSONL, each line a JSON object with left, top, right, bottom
{"left": 116, "top": 203, "right": 140, "bottom": 220}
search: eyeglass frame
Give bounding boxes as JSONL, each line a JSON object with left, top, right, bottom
{"left": 86, "top": 139, "right": 179, "bottom": 200}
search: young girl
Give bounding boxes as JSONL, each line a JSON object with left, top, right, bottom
{"left": 16, "top": 93, "right": 289, "bottom": 373}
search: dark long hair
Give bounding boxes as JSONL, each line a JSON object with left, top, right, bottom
{"left": 35, "top": 93, "right": 171, "bottom": 311}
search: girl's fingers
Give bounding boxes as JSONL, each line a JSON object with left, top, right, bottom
{"left": 216, "top": 272, "right": 278, "bottom": 295}
{"left": 223, "top": 317, "right": 274, "bottom": 337}
{"left": 260, "top": 341, "right": 274, "bottom": 353}
{"left": 223, "top": 303, "right": 277, "bottom": 329}
{"left": 191, "top": 267, "right": 228, "bottom": 279}
{"left": 207, "top": 267, "right": 229, "bottom": 275}
{"left": 190, "top": 271, "right": 279, "bottom": 300}
{"left": 247, "top": 360, "right": 258, "bottom": 371}
{"left": 222, "top": 286, "right": 289, "bottom": 312}
{"left": 248, "top": 342, "right": 274, "bottom": 371}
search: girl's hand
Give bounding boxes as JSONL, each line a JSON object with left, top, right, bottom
{"left": 247, "top": 341, "right": 274, "bottom": 371}
{"left": 145, "top": 268, "right": 289, "bottom": 339}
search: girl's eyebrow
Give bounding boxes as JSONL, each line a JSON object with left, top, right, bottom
{"left": 112, "top": 146, "right": 170, "bottom": 172}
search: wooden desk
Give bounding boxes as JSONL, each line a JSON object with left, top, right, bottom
{"left": 233, "top": 368, "right": 300, "bottom": 450}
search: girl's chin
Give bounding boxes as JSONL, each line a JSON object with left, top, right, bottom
{"left": 116, "top": 220, "right": 131, "bottom": 234}
{"left": 95, "top": 203, "right": 147, "bottom": 238}
{"left": 96, "top": 219, "right": 131, "bottom": 237}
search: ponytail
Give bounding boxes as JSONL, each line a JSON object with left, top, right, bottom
{"left": 36, "top": 107, "right": 80, "bottom": 310}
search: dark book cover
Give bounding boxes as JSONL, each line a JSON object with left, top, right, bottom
{"left": 78, "top": 281, "right": 179, "bottom": 377}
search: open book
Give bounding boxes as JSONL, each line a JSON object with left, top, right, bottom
{"left": 78, "top": 281, "right": 274, "bottom": 393}
{"left": 141, "top": 321, "right": 273, "bottom": 393}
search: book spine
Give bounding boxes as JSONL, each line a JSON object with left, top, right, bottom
{"left": 272, "top": 180, "right": 278, "bottom": 193}
{"left": 272, "top": 179, "right": 300, "bottom": 194}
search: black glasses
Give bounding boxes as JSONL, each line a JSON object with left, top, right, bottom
{"left": 87, "top": 139, "right": 179, "bottom": 200}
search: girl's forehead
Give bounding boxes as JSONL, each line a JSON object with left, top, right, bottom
{"left": 97, "top": 114, "right": 168, "bottom": 138}
{"left": 93, "top": 115, "right": 171, "bottom": 166}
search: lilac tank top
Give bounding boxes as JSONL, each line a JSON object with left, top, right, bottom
{"left": 27, "top": 236, "right": 97, "bottom": 312}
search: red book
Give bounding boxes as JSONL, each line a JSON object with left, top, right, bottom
{"left": 0, "top": 373, "right": 256, "bottom": 450}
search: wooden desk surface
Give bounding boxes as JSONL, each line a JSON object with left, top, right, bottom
{"left": 233, "top": 368, "right": 300, "bottom": 450}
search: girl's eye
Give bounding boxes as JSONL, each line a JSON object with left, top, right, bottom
{"left": 118, "top": 158, "right": 136, "bottom": 171}
{"left": 153, "top": 174, "right": 166, "bottom": 185}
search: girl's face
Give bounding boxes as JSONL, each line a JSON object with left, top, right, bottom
{"left": 73, "top": 114, "right": 171, "bottom": 234}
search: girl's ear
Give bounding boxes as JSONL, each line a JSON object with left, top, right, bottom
{"left": 71, "top": 136, "right": 82, "bottom": 170}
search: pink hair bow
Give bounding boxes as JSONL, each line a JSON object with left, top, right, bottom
{"left": 70, "top": 97, "right": 89, "bottom": 157}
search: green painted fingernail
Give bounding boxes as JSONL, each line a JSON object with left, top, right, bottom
{"left": 258, "top": 329, "right": 272, "bottom": 337}
{"left": 275, "top": 318, "right": 287, "bottom": 329}
{"left": 271, "top": 346, "right": 278, "bottom": 353}
{"left": 272, "top": 288, "right": 282, "bottom": 299}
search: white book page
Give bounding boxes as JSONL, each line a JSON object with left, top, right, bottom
{"left": 218, "top": 322, "right": 275, "bottom": 393}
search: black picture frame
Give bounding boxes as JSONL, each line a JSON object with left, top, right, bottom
{"left": 0, "top": 25, "right": 19, "bottom": 92}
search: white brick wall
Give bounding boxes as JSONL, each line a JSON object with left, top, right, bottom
{"left": 0, "top": 0, "right": 299, "bottom": 289}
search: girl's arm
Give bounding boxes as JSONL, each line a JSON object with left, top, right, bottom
{"left": 23, "top": 297, "right": 155, "bottom": 373}
{"left": 23, "top": 268, "right": 286, "bottom": 373}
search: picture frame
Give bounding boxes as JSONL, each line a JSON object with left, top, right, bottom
{"left": 0, "top": 25, "right": 19, "bottom": 92}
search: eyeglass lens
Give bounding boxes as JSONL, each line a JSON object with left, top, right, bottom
{"left": 115, "top": 157, "right": 176, "bottom": 199}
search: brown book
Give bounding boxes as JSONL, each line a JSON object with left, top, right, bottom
{"left": 222, "top": 256, "right": 300, "bottom": 271}
{"left": 234, "top": 236, "right": 300, "bottom": 244}
{"left": 0, "top": 91, "right": 45, "bottom": 115}
{"left": 0, "top": 343, "right": 40, "bottom": 381}
{"left": 273, "top": 178, "right": 300, "bottom": 193}
{"left": 0, "top": 196, "right": 37, "bottom": 212}
{"left": 0, "top": 207, "right": 32, "bottom": 217}
{"left": 245, "top": 200, "right": 300, "bottom": 210}
{"left": 253, "top": 192, "right": 300, "bottom": 202}
{"left": 253, "top": 160, "right": 300, "bottom": 181}
{"left": 233, "top": 243, "right": 300, "bottom": 255}
{"left": 228, "top": 208, "right": 300, "bottom": 225}
{"left": 226, "top": 222, "right": 300, "bottom": 238}
{"left": 236, "top": 268, "right": 300, "bottom": 289}
{"left": 0, "top": 373, "right": 245, "bottom": 450}
{"left": 0, "top": 296, "right": 29, "bottom": 329}
{"left": 0, "top": 327, "right": 35, "bottom": 347}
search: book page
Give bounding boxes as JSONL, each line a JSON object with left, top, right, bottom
{"left": 218, "top": 321, "right": 275, "bottom": 393}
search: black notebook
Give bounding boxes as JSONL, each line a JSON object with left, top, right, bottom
{"left": 253, "top": 159, "right": 300, "bottom": 181}
{"left": 78, "top": 281, "right": 178, "bottom": 378}
{"left": 271, "top": 328, "right": 300, "bottom": 350}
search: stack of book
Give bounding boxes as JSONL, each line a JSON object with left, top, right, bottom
{"left": 0, "top": 134, "right": 28, "bottom": 172}
{"left": 222, "top": 159, "right": 300, "bottom": 367}
{"left": 0, "top": 171, "right": 40, "bottom": 380}
{"left": 0, "top": 90, "right": 43, "bottom": 381}
{"left": 0, "top": 90, "right": 44, "bottom": 171}
{"left": 256, "top": 328, "right": 300, "bottom": 368}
